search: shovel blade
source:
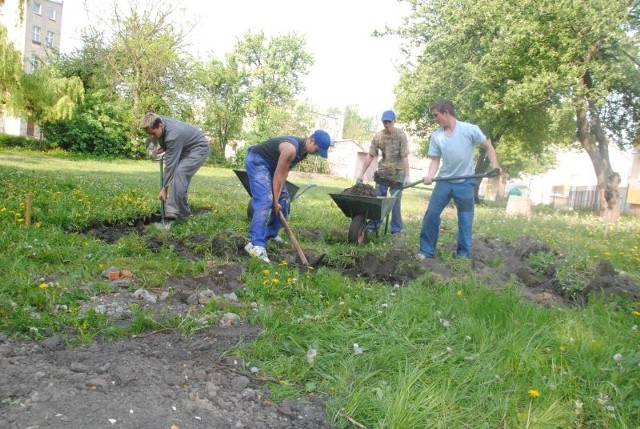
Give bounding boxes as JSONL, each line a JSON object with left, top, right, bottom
{"left": 152, "top": 221, "right": 172, "bottom": 230}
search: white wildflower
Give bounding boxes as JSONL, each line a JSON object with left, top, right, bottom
{"left": 307, "top": 348, "right": 317, "bottom": 364}
{"left": 613, "top": 353, "right": 623, "bottom": 362}
{"left": 353, "top": 343, "right": 363, "bottom": 355}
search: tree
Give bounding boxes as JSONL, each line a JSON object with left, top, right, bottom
{"left": 189, "top": 56, "right": 248, "bottom": 160}
{"left": 229, "top": 31, "right": 314, "bottom": 141}
{"left": 40, "top": 34, "right": 134, "bottom": 156}
{"left": 392, "top": 0, "right": 640, "bottom": 215}
{"left": 342, "top": 105, "right": 376, "bottom": 142}
{"left": 85, "top": 0, "right": 187, "bottom": 140}
{"left": 0, "top": 25, "right": 22, "bottom": 116}
{"left": 17, "top": 66, "right": 84, "bottom": 125}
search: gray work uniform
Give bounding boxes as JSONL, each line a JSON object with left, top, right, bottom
{"left": 157, "top": 116, "right": 210, "bottom": 219}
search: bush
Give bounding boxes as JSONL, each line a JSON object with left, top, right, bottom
{"left": 0, "top": 134, "right": 42, "bottom": 149}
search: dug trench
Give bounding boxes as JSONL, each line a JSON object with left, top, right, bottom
{"left": 2, "top": 209, "right": 639, "bottom": 429}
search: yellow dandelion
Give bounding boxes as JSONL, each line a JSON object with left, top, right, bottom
{"left": 279, "top": 260, "right": 288, "bottom": 266}
{"left": 633, "top": 310, "right": 640, "bottom": 317}
{"left": 456, "top": 289, "right": 464, "bottom": 296}
{"left": 38, "top": 283, "right": 48, "bottom": 289}
{"left": 262, "top": 269, "right": 270, "bottom": 275}
{"left": 287, "top": 277, "right": 293, "bottom": 285}
{"left": 528, "top": 389, "right": 540, "bottom": 398}
{"left": 271, "top": 278, "right": 280, "bottom": 285}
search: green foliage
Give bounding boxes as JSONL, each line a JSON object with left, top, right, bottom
{"left": 342, "top": 105, "right": 376, "bottom": 142}
{"left": 190, "top": 56, "right": 248, "bottom": 159}
{"left": 392, "top": 0, "right": 640, "bottom": 183}
{"left": 230, "top": 31, "right": 314, "bottom": 141}
{"left": 0, "top": 25, "right": 23, "bottom": 114}
{"left": 0, "top": 134, "right": 41, "bottom": 149}
{"left": 40, "top": 91, "right": 139, "bottom": 157}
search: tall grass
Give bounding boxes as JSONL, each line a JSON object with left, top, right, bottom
{"left": 1, "top": 149, "right": 639, "bottom": 427}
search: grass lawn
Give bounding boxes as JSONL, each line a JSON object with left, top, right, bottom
{"left": 1, "top": 149, "right": 639, "bottom": 428}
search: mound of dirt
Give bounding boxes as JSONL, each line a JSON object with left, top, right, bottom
{"left": 341, "top": 184, "right": 377, "bottom": 197}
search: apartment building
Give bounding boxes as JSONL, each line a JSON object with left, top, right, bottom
{"left": 0, "top": 0, "right": 64, "bottom": 136}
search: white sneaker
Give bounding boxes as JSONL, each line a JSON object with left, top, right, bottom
{"left": 272, "top": 235, "right": 285, "bottom": 244}
{"left": 244, "top": 243, "right": 270, "bottom": 263}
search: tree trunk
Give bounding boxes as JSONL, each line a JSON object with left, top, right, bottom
{"left": 473, "top": 136, "right": 501, "bottom": 203}
{"left": 495, "top": 173, "right": 507, "bottom": 202}
{"left": 575, "top": 90, "right": 620, "bottom": 220}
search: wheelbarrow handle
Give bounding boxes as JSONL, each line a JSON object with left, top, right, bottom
{"left": 290, "top": 184, "right": 317, "bottom": 202}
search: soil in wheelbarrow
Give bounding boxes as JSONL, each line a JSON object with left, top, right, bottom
{"left": 342, "top": 183, "right": 377, "bottom": 197}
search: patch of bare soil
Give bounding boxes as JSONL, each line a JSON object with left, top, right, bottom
{"left": 2, "top": 211, "right": 639, "bottom": 429}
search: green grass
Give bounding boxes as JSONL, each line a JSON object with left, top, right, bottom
{"left": 1, "top": 148, "right": 639, "bottom": 428}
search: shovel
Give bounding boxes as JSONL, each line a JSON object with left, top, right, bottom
{"left": 375, "top": 167, "right": 501, "bottom": 189}
{"left": 278, "top": 211, "right": 326, "bottom": 268}
{"left": 278, "top": 211, "right": 309, "bottom": 265}
{"left": 153, "top": 153, "right": 171, "bottom": 230}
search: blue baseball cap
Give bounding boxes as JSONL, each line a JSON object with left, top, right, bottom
{"left": 312, "top": 130, "right": 331, "bottom": 158}
{"left": 381, "top": 110, "right": 396, "bottom": 122}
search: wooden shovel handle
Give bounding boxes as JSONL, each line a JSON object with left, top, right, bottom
{"left": 278, "top": 211, "right": 309, "bottom": 265}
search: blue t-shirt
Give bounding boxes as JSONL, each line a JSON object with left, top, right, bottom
{"left": 428, "top": 120, "right": 486, "bottom": 178}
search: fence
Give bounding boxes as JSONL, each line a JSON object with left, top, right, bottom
{"left": 554, "top": 186, "right": 629, "bottom": 211}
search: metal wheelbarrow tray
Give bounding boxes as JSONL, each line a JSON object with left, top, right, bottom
{"left": 234, "top": 169, "right": 313, "bottom": 219}
{"left": 329, "top": 192, "right": 398, "bottom": 244}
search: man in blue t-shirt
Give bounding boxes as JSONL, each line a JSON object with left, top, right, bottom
{"left": 244, "top": 130, "right": 331, "bottom": 263}
{"left": 418, "top": 100, "right": 500, "bottom": 259}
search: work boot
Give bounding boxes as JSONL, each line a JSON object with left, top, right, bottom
{"left": 245, "top": 243, "right": 270, "bottom": 263}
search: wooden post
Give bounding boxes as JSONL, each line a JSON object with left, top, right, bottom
{"left": 25, "top": 193, "right": 32, "bottom": 226}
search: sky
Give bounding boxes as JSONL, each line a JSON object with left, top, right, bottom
{"left": 59, "top": 0, "right": 411, "bottom": 119}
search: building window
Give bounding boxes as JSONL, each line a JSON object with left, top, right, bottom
{"left": 34, "top": 2, "right": 42, "bottom": 15}
{"left": 46, "top": 31, "right": 54, "bottom": 47}
{"left": 48, "top": 9, "right": 56, "bottom": 20}
{"left": 32, "top": 26, "right": 41, "bottom": 43}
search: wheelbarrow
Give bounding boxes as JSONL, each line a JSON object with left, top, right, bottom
{"left": 329, "top": 191, "right": 399, "bottom": 245}
{"left": 233, "top": 169, "right": 316, "bottom": 219}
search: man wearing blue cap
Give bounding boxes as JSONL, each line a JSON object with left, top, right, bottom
{"left": 356, "top": 110, "right": 411, "bottom": 234}
{"left": 244, "top": 130, "right": 331, "bottom": 263}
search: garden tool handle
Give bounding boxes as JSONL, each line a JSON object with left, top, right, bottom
{"left": 278, "top": 211, "right": 309, "bottom": 265}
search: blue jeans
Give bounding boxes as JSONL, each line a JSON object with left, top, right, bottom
{"left": 369, "top": 183, "right": 404, "bottom": 234}
{"left": 245, "top": 151, "right": 290, "bottom": 248}
{"left": 419, "top": 179, "right": 475, "bottom": 257}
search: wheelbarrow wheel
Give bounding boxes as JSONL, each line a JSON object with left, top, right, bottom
{"left": 246, "top": 201, "right": 254, "bottom": 220}
{"left": 348, "top": 214, "right": 368, "bottom": 245}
